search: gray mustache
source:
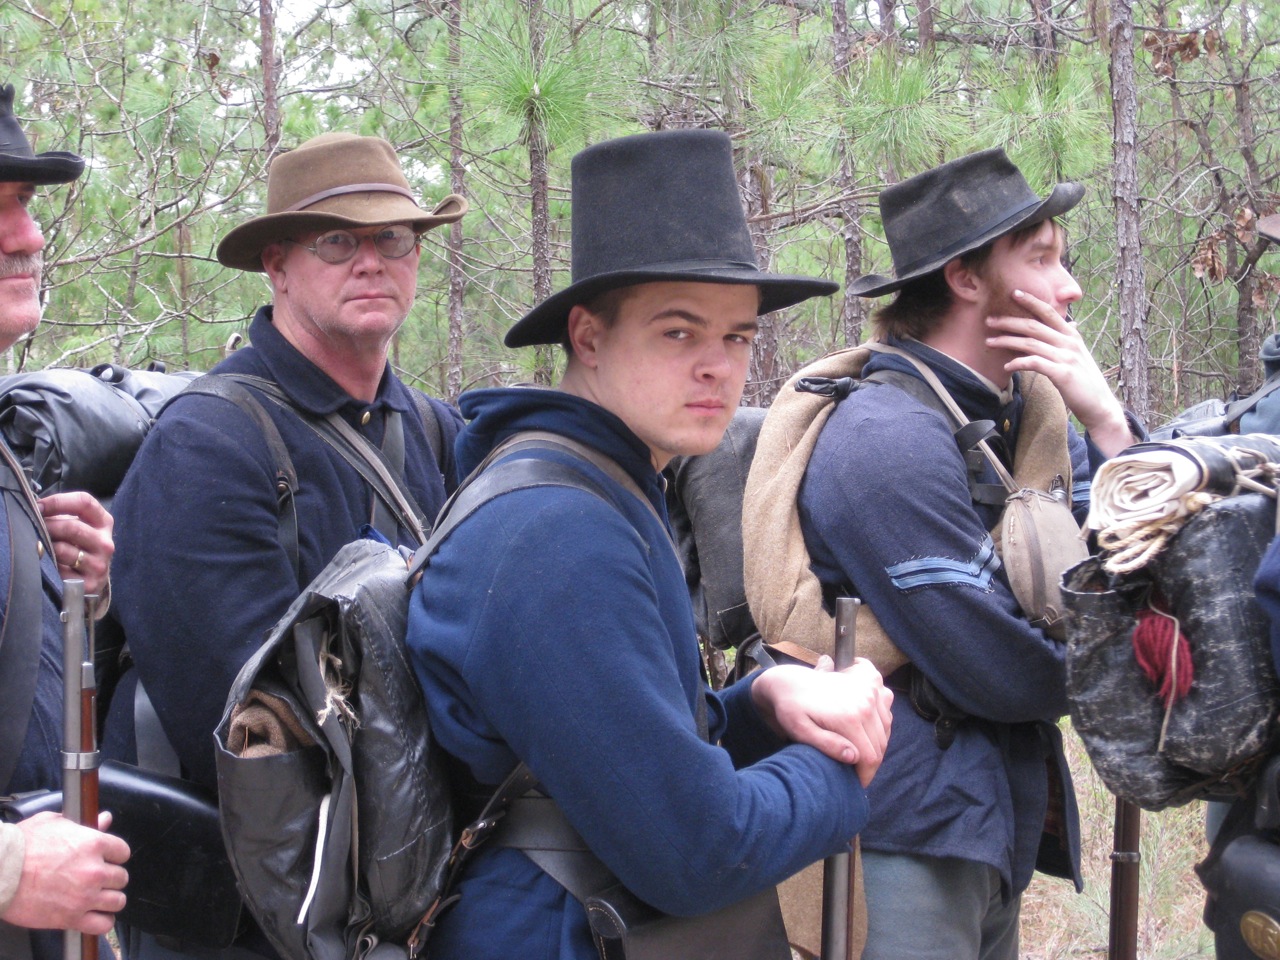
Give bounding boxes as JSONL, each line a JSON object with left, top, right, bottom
{"left": 0, "top": 253, "right": 42, "bottom": 280}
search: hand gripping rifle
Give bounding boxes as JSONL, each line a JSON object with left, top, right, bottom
{"left": 61, "top": 580, "right": 99, "bottom": 960}
{"left": 820, "top": 597, "right": 860, "bottom": 960}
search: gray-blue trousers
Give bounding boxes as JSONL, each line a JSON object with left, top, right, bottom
{"left": 860, "top": 850, "right": 1021, "bottom": 960}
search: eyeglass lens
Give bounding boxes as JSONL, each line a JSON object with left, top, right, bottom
{"left": 310, "top": 225, "right": 418, "bottom": 263}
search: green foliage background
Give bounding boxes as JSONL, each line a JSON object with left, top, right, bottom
{"left": 3, "top": 0, "right": 1280, "bottom": 421}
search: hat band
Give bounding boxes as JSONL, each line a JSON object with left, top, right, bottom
{"left": 284, "top": 182, "right": 416, "bottom": 213}
{"left": 577, "top": 257, "right": 760, "bottom": 279}
{"left": 892, "top": 196, "right": 1042, "bottom": 278}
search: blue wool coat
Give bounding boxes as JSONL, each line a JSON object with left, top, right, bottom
{"left": 0, "top": 473, "right": 67, "bottom": 798}
{"left": 799, "top": 338, "right": 1097, "bottom": 897}
{"left": 103, "top": 307, "right": 461, "bottom": 792}
{"left": 406, "top": 387, "right": 869, "bottom": 960}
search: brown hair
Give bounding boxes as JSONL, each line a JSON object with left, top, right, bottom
{"left": 560, "top": 286, "right": 630, "bottom": 355}
{"left": 871, "top": 218, "right": 1057, "bottom": 340}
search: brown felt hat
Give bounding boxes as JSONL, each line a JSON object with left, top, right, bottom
{"left": 216, "top": 132, "right": 467, "bottom": 272}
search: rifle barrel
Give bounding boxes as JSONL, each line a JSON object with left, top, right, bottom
{"left": 61, "top": 581, "right": 99, "bottom": 960}
{"left": 820, "top": 597, "right": 860, "bottom": 960}
{"left": 1108, "top": 798, "right": 1142, "bottom": 960}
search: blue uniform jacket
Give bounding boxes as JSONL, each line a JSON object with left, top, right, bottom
{"left": 799, "top": 338, "right": 1096, "bottom": 897}
{"left": 1253, "top": 537, "right": 1280, "bottom": 675}
{"left": 406, "top": 386, "right": 870, "bottom": 960}
{"left": 103, "top": 307, "right": 462, "bottom": 792}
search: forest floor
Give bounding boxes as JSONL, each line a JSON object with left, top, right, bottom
{"left": 1019, "top": 725, "right": 1216, "bottom": 960}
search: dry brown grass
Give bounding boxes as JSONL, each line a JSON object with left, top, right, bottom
{"left": 1020, "top": 724, "right": 1217, "bottom": 959}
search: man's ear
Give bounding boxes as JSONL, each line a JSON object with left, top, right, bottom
{"left": 943, "top": 256, "right": 984, "bottom": 305}
{"left": 261, "top": 243, "right": 287, "bottom": 289}
{"left": 565, "top": 305, "right": 603, "bottom": 368}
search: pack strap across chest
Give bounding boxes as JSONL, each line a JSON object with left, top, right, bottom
{"left": 418, "top": 435, "right": 777, "bottom": 959}
{"left": 178, "top": 373, "right": 435, "bottom": 551}
{"left": 795, "top": 341, "right": 1044, "bottom": 510}
{"left": 394, "top": 430, "right": 710, "bottom": 948}
{"left": 136, "top": 373, "right": 439, "bottom": 779}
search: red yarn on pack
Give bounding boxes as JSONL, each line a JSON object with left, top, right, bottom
{"left": 1132, "top": 604, "right": 1194, "bottom": 706}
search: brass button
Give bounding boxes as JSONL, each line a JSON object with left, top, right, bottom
{"left": 360, "top": 411, "right": 372, "bottom": 426}
{"left": 1241, "top": 910, "right": 1280, "bottom": 960}
{"left": 36, "top": 541, "right": 44, "bottom": 558}
{"left": 1003, "top": 419, "right": 1011, "bottom": 432}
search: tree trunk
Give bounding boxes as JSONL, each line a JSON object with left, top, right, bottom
{"left": 446, "top": 0, "right": 467, "bottom": 401}
{"left": 1230, "top": 0, "right": 1263, "bottom": 395}
{"left": 833, "top": 0, "right": 867, "bottom": 347}
{"left": 1028, "top": 0, "right": 1058, "bottom": 73}
{"left": 259, "top": 0, "right": 281, "bottom": 154}
{"left": 877, "top": 0, "right": 897, "bottom": 43}
{"left": 178, "top": 220, "right": 191, "bottom": 365}
{"left": 916, "top": 0, "right": 935, "bottom": 53}
{"left": 741, "top": 157, "right": 782, "bottom": 406}
{"left": 527, "top": 0, "right": 556, "bottom": 383}
{"left": 1109, "top": 0, "right": 1151, "bottom": 420}
{"left": 838, "top": 150, "right": 867, "bottom": 348}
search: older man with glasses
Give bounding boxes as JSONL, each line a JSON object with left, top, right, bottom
{"left": 101, "top": 132, "right": 467, "bottom": 960}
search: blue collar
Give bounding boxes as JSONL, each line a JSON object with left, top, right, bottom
{"left": 238, "top": 305, "right": 413, "bottom": 417}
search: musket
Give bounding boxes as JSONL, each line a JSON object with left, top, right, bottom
{"left": 820, "top": 596, "right": 860, "bottom": 960}
{"left": 61, "top": 580, "right": 99, "bottom": 960}
{"left": 1108, "top": 798, "right": 1141, "bottom": 960}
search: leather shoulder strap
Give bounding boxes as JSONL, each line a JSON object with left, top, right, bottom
{"left": 407, "top": 390, "right": 445, "bottom": 473}
{"left": 864, "top": 342, "right": 1018, "bottom": 493}
{"left": 219, "top": 374, "right": 430, "bottom": 545}
{"left": 172, "top": 374, "right": 302, "bottom": 575}
{"left": 858, "top": 367, "right": 1008, "bottom": 508}
{"left": 1226, "top": 373, "right": 1280, "bottom": 424}
{"left": 409, "top": 440, "right": 622, "bottom": 578}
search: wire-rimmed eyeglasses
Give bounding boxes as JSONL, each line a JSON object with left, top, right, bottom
{"left": 288, "top": 224, "right": 420, "bottom": 264}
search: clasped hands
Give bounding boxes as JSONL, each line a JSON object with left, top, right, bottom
{"left": 751, "top": 658, "right": 893, "bottom": 788}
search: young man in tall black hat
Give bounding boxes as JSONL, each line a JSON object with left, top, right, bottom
{"left": 404, "top": 129, "right": 894, "bottom": 959}
{"left": 103, "top": 132, "right": 466, "bottom": 959}
{"left": 0, "top": 82, "right": 129, "bottom": 959}
{"left": 794, "top": 149, "right": 1141, "bottom": 958}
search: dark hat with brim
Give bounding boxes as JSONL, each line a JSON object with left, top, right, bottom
{"left": 0, "top": 84, "right": 84, "bottom": 185}
{"left": 216, "top": 132, "right": 467, "bottom": 272}
{"left": 849, "top": 148, "right": 1083, "bottom": 299}
{"left": 504, "top": 129, "right": 837, "bottom": 348}
{"left": 1259, "top": 214, "right": 1280, "bottom": 245}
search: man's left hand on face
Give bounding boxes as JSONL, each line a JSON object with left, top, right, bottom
{"left": 985, "top": 289, "right": 1137, "bottom": 458}
{"left": 39, "top": 491, "right": 113, "bottom": 597}
{"left": 750, "top": 658, "right": 894, "bottom": 788}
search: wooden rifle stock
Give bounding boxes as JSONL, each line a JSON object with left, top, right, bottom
{"left": 820, "top": 597, "right": 860, "bottom": 960}
{"left": 61, "top": 580, "right": 99, "bottom": 960}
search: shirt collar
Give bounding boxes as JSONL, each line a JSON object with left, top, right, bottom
{"left": 896, "top": 336, "right": 1016, "bottom": 405}
{"left": 245, "top": 305, "right": 412, "bottom": 417}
